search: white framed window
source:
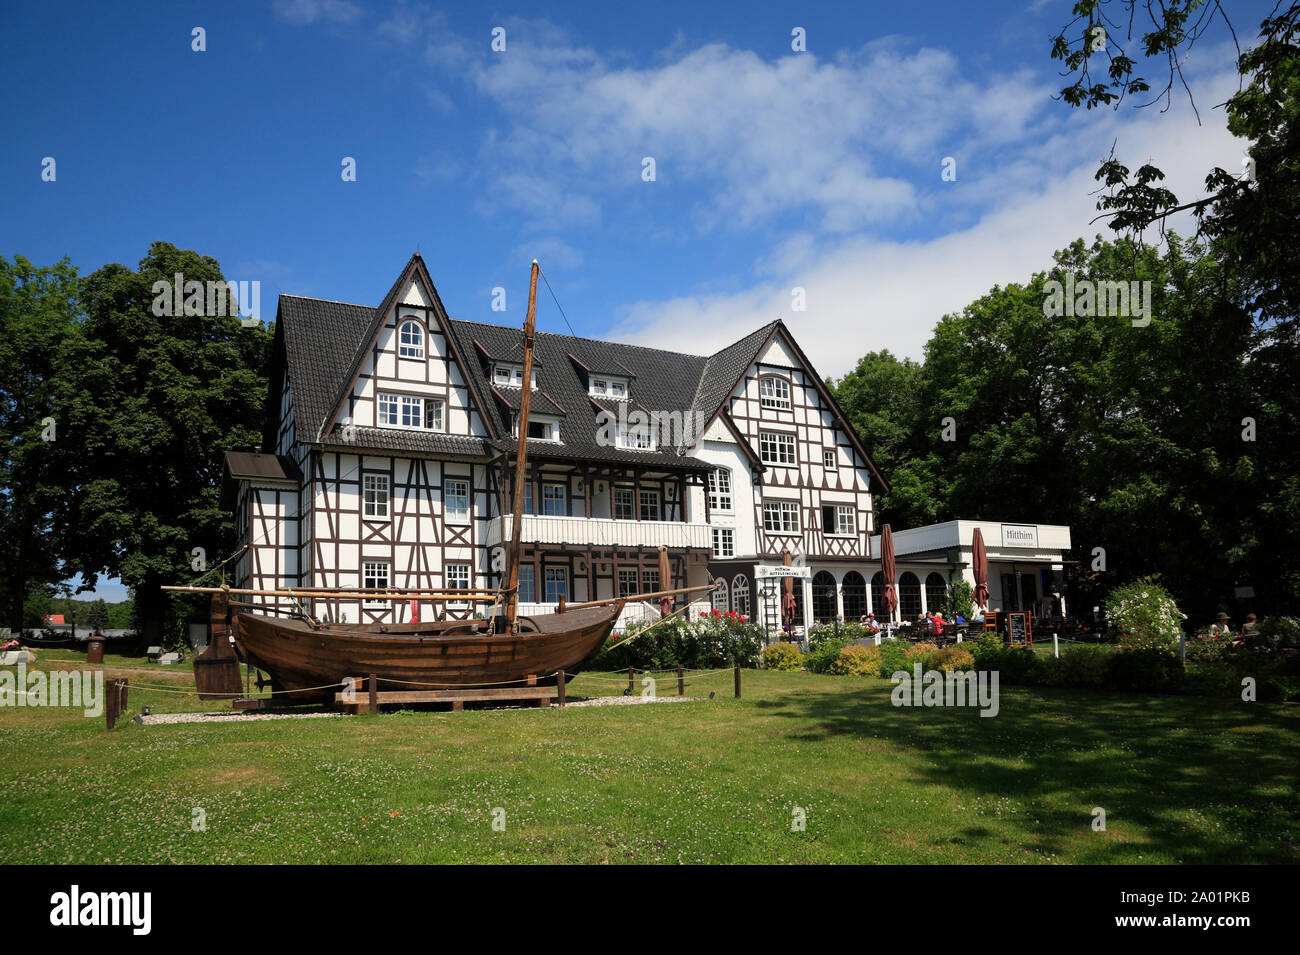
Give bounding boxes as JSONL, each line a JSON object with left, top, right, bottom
{"left": 400, "top": 394, "right": 422, "bottom": 428}
{"left": 641, "top": 569, "right": 660, "bottom": 593}
{"left": 377, "top": 393, "right": 444, "bottom": 432}
{"left": 823, "top": 448, "right": 837, "bottom": 470}
{"left": 639, "top": 489, "right": 661, "bottom": 521}
{"left": 822, "top": 503, "right": 856, "bottom": 537}
{"left": 362, "top": 561, "right": 390, "bottom": 608}
{"left": 763, "top": 500, "right": 800, "bottom": 534}
{"left": 613, "top": 487, "right": 635, "bottom": 521}
{"left": 363, "top": 473, "right": 389, "bottom": 519}
{"left": 760, "top": 376, "right": 791, "bottom": 410}
{"left": 616, "top": 426, "right": 655, "bottom": 450}
{"left": 542, "top": 483, "right": 566, "bottom": 516}
{"left": 424, "top": 398, "right": 445, "bottom": 432}
{"left": 712, "top": 528, "right": 735, "bottom": 559}
{"left": 494, "top": 364, "right": 536, "bottom": 389}
{"left": 513, "top": 414, "right": 560, "bottom": 442}
{"left": 732, "top": 574, "right": 750, "bottom": 617}
{"left": 398, "top": 320, "right": 424, "bottom": 359}
{"left": 708, "top": 468, "right": 732, "bottom": 512}
{"left": 446, "top": 562, "right": 471, "bottom": 607}
{"left": 544, "top": 567, "right": 567, "bottom": 604}
{"left": 445, "top": 479, "right": 470, "bottom": 524}
{"left": 617, "top": 569, "right": 639, "bottom": 597}
{"left": 518, "top": 565, "right": 535, "bottom": 603}
{"left": 589, "top": 376, "right": 630, "bottom": 399}
{"left": 760, "top": 430, "right": 796, "bottom": 465}
{"left": 711, "top": 578, "right": 730, "bottom": 613}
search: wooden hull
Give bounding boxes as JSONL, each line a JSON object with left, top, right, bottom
{"left": 230, "top": 603, "right": 622, "bottom": 705}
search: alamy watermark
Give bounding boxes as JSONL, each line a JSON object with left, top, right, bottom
{"left": 0, "top": 661, "right": 104, "bottom": 717}
{"left": 594, "top": 405, "right": 707, "bottom": 452}
{"left": 890, "top": 663, "right": 1000, "bottom": 717}
{"left": 151, "top": 273, "right": 261, "bottom": 325}
{"left": 50, "top": 885, "right": 151, "bottom": 935}
{"left": 1042, "top": 273, "right": 1152, "bottom": 327}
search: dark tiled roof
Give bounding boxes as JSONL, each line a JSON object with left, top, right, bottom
{"left": 446, "top": 318, "right": 717, "bottom": 468}
{"left": 685, "top": 320, "right": 781, "bottom": 435}
{"left": 322, "top": 427, "right": 491, "bottom": 459}
{"left": 278, "top": 295, "right": 376, "bottom": 442}
{"left": 271, "top": 271, "right": 810, "bottom": 473}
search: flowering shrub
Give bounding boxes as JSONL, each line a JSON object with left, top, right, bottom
{"left": 1185, "top": 629, "right": 1236, "bottom": 663}
{"left": 929, "top": 647, "right": 975, "bottom": 672}
{"left": 762, "top": 642, "right": 804, "bottom": 671}
{"left": 590, "top": 612, "right": 765, "bottom": 670}
{"left": 831, "top": 644, "right": 881, "bottom": 676}
{"left": 1106, "top": 579, "right": 1185, "bottom": 651}
{"left": 905, "top": 642, "right": 939, "bottom": 667}
{"left": 809, "top": 622, "right": 870, "bottom": 648}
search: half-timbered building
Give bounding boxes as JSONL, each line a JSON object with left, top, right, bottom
{"left": 223, "top": 253, "right": 1071, "bottom": 634}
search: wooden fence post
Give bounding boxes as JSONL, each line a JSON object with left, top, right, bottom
{"left": 557, "top": 669, "right": 566, "bottom": 707}
{"left": 368, "top": 673, "right": 378, "bottom": 715}
{"left": 677, "top": 665, "right": 684, "bottom": 697}
{"left": 121, "top": 678, "right": 129, "bottom": 714}
{"left": 105, "top": 680, "right": 118, "bottom": 731}
{"left": 628, "top": 667, "right": 634, "bottom": 693}
{"left": 734, "top": 665, "right": 741, "bottom": 699}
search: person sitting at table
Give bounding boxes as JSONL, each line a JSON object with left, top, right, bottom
{"left": 1210, "top": 612, "right": 1233, "bottom": 636}
{"left": 861, "top": 612, "right": 881, "bottom": 633}
{"left": 955, "top": 613, "right": 967, "bottom": 625}
{"left": 1242, "top": 613, "right": 1259, "bottom": 636}
{"left": 971, "top": 609, "right": 984, "bottom": 624}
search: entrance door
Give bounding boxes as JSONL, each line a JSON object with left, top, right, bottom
{"left": 1001, "top": 573, "right": 1019, "bottom": 611}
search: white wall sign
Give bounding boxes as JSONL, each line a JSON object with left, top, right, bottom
{"left": 1001, "top": 524, "right": 1039, "bottom": 548}
{"left": 756, "top": 565, "right": 812, "bottom": 580}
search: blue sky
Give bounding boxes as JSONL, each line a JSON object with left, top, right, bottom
{"left": 2, "top": 0, "right": 1267, "bottom": 600}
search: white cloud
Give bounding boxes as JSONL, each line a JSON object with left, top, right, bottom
{"left": 611, "top": 68, "right": 1247, "bottom": 374}
{"left": 272, "top": 0, "right": 362, "bottom": 25}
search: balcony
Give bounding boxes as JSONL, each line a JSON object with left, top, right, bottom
{"left": 485, "top": 514, "right": 711, "bottom": 551}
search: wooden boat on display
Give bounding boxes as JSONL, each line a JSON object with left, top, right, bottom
{"left": 165, "top": 261, "right": 707, "bottom": 709}
{"left": 184, "top": 589, "right": 624, "bottom": 705}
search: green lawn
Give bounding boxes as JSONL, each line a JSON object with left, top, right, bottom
{"left": 1, "top": 653, "right": 1297, "bottom": 864}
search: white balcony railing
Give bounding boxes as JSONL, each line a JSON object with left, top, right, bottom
{"left": 485, "top": 514, "right": 711, "bottom": 551}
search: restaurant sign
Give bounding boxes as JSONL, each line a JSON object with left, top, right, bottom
{"left": 1001, "top": 524, "right": 1039, "bottom": 548}
{"left": 756, "top": 565, "right": 812, "bottom": 580}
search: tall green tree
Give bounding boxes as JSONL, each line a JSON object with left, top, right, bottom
{"left": 55, "top": 242, "right": 272, "bottom": 642}
{"left": 0, "top": 255, "right": 80, "bottom": 630}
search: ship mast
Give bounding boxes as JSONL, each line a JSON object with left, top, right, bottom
{"left": 504, "top": 260, "right": 540, "bottom": 632}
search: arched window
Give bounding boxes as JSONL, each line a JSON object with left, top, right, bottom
{"left": 812, "top": 571, "right": 838, "bottom": 623}
{"left": 925, "top": 573, "right": 947, "bottom": 615}
{"left": 842, "top": 571, "right": 867, "bottom": 620}
{"left": 899, "top": 572, "right": 922, "bottom": 621}
{"left": 399, "top": 320, "right": 424, "bottom": 359}
{"left": 731, "top": 574, "right": 750, "bottom": 619}
{"left": 870, "top": 572, "right": 884, "bottom": 616}
{"left": 711, "top": 577, "right": 729, "bottom": 613}
{"left": 759, "top": 375, "right": 792, "bottom": 410}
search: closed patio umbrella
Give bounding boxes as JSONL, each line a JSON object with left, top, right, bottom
{"left": 972, "top": 527, "right": 990, "bottom": 611}
{"left": 658, "top": 546, "right": 673, "bottom": 617}
{"left": 880, "top": 525, "right": 898, "bottom": 626}
{"left": 781, "top": 547, "right": 797, "bottom": 633}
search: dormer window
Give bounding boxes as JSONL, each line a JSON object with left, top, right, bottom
{"left": 512, "top": 413, "right": 561, "bottom": 442}
{"left": 616, "top": 426, "right": 656, "bottom": 451}
{"left": 493, "top": 363, "right": 536, "bottom": 389}
{"left": 760, "top": 375, "right": 791, "bottom": 410}
{"left": 589, "top": 376, "right": 629, "bottom": 399}
{"left": 398, "top": 320, "right": 424, "bottom": 359}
